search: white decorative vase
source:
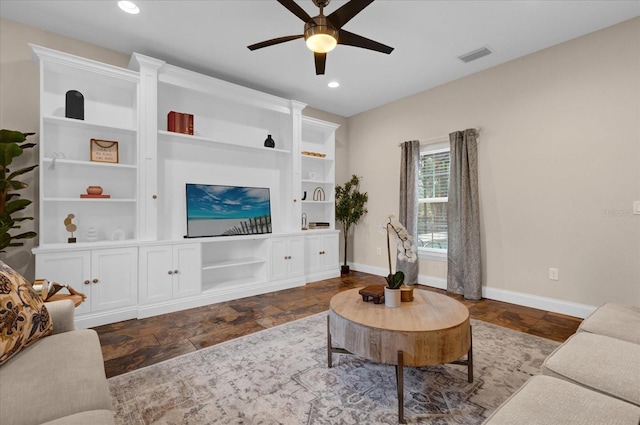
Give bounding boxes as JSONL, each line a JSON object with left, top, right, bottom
{"left": 384, "top": 287, "right": 402, "bottom": 308}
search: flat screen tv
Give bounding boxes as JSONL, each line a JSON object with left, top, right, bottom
{"left": 185, "top": 183, "right": 272, "bottom": 238}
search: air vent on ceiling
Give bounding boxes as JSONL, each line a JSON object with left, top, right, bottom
{"left": 458, "top": 47, "right": 493, "bottom": 63}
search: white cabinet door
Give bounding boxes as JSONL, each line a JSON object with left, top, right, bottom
{"left": 287, "top": 236, "right": 305, "bottom": 278}
{"left": 172, "top": 243, "right": 201, "bottom": 299}
{"left": 139, "top": 245, "right": 173, "bottom": 305}
{"left": 304, "top": 235, "right": 323, "bottom": 275}
{"left": 321, "top": 233, "right": 339, "bottom": 272}
{"left": 305, "top": 233, "right": 339, "bottom": 274}
{"left": 90, "top": 248, "right": 138, "bottom": 312}
{"left": 139, "top": 243, "right": 201, "bottom": 304}
{"left": 270, "top": 236, "right": 304, "bottom": 280}
{"left": 270, "top": 238, "right": 289, "bottom": 281}
{"left": 35, "top": 251, "right": 92, "bottom": 316}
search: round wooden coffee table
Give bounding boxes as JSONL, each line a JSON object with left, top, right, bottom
{"left": 328, "top": 287, "right": 472, "bottom": 424}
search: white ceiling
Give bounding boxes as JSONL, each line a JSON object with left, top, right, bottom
{"left": 1, "top": 1, "right": 638, "bottom": 117}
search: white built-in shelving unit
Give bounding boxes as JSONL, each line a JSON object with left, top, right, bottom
{"left": 30, "top": 45, "right": 340, "bottom": 327}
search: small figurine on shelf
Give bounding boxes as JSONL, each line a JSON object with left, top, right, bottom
{"left": 64, "top": 214, "right": 77, "bottom": 243}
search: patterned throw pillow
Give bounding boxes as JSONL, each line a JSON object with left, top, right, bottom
{"left": 0, "top": 261, "right": 53, "bottom": 366}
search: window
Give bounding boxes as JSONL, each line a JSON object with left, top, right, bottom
{"left": 418, "top": 142, "right": 450, "bottom": 258}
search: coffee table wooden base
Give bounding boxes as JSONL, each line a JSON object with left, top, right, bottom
{"left": 327, "top": 288, "right": 473, "bottom": 424}
{"left": 327, "top": 316, "right": 473, "bottom": 424}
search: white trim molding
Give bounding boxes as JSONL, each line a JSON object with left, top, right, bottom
{"left": 349, "top": 262, "right": 596, "bottom": 319}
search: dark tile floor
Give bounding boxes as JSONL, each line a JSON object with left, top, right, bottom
{"left": 94, "top": 271, "right": 582, "bottom": 378}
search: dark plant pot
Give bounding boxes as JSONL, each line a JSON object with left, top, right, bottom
{"left": 340, "top": 265, "right": 350, "bottom": 275}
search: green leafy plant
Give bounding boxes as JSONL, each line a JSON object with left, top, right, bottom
{"left": 335, "top": 175, "right": 368, "bottom": 274}
{"left": 0, "top": 130, "right": 38, "bottom": 252}
{"left": 384, "top": 215, "right": 417, "bottom": 289}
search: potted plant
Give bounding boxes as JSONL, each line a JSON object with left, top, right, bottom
{"left": 335, "top": 175, "right": 368, "bottom": 275}
{"left": 383, "top": 215, "right": 418, "bottom": 307}
{"left": 0, "top": 130, "right": 38, "bottom": 252}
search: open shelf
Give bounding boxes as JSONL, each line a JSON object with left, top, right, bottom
{"left": 201, "top": 276, "right": 269, "bottom": 294}
{"left": 43, "top": 158, "right": 137, "bottom": 170}
{"left": 43, "top": 197, "right": 137, "bottom": 203}
{"left": 202, "top": 257, "right": 265, "bottom": 271}
{"left": 43, "top": 115, "right": 137, "bottom": 134}
{"left": 158, "top": 130, "right": 290, "bottom": 154}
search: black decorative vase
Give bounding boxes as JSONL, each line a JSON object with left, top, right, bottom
{"left": 65, "top": 90, "right": 84, "bottom": 120}
{"left": 341, "top": 265, "right": 350, "bottom": 275}
{"left": 264, "top": 134, "right": 275, "bottom": 148}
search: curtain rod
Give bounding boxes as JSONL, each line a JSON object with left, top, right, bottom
{"left": 398, "top": 127, "right": 481, "bottom": 147}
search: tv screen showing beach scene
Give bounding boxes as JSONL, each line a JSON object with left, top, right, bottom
{"left": 185, "top": 183, "right": 272, "bottom": 238}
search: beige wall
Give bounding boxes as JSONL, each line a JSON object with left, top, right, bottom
{"left": 347, "top": 17, "right": 640, "bottom": 309}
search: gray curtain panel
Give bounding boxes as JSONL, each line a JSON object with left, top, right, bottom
{"left": 397, "top": 140, "right": 420, "bottom": 284}
{"left": 447, "top": 129, "right": 482, "bottom": 299}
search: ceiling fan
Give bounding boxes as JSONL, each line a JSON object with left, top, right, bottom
{"left": 248, "top": 0, "right": 394, "bottom": 75}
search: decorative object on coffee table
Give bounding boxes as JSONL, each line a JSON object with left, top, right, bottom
{"left": 358, "top": 284, "right": 385, "bottom": 304}
{"left": 400, "top": 284, "right": 414, "bottom": 302}
{"left": 64, "top": 213, "right": 77, "bottom": 243}
{"left": 264, "top": 134, "right": 275, "bottom": 148}
{"left": 383, "top": 215, "right": 417, "bottom": 307}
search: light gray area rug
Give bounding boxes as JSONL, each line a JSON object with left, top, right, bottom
{"left": 109, "top": 312, "right": 559, "bottom": 424}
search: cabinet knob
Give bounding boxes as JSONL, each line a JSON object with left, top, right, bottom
{"left": 84, "top": 280, "right": 90, "bottom": 285}
{"left": 152, "top": 194, "right": 158, "bottom": 199}
{"left": 168, "top": 270, "right": 173, "bottom": 275}
{"left": 92, "top": 278, "right": 99, "bottom": 284}
{"left": 174, "top": 270, "right": 179, "bottom": 274}
{"left": 293, "top": 199, "right": 297, "bottom": 202}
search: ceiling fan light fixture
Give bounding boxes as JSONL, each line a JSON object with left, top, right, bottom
{"left": 304, "top": 18, "right": 338, "bottom": 53}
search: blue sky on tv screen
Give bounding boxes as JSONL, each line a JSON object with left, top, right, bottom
{"left": 186, "top": 184, "right": 271, "bottom": 220}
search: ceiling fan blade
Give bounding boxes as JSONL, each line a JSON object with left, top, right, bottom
{"left": 327, "top": 0, "right": 374, "bottom": 29}
{"left": 314, "top": 52, "right": 326, "bottom": 75}
{"left": 338, "top": 30, "right": 394, "bottom": 54}
{"left": 248, "top": 35, "right": 304, "bottom": 51}
{"left": 277, "top": 0, "right": 312, "bottom": 22}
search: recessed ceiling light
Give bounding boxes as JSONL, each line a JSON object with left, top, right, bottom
{"left": 328, "top": 81, "right": 340, "bottom": 88}
{"left": 118, "top": 1, "right": 140, "bottom": 14}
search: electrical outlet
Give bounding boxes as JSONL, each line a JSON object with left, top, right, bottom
{"left": 549, "top": 268, "right": 559, "bottom": 281}
{"left": 376, "top": 247, "right": 382, "bottom": 255}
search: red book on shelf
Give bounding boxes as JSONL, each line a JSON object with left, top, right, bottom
{"left": 168, "top": 111, "right": 194, "bottom": 135}
{"left": 80, "top": 194, "right": 111, "bottom": 198}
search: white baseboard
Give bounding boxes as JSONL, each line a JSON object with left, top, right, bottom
{"left": 349, "top": 262, "right": 596, "bottom": 319}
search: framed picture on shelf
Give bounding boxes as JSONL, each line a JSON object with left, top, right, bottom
{"left": 90, "top": 139, "right": 119, "bottom": 163}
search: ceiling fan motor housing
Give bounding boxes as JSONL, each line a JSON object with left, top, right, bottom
{"left": 304, "top": 15, "right": 338, "bottom": 43}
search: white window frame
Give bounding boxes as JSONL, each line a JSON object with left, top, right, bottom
{"left": 418, "top": 140, "right": 449, "bottom": 262}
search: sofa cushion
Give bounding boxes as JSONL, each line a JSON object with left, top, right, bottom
{"left": 482, "top": 375, "right": 640, "bottom": 425}
{"left": 0, "top": 329, "right": 113, "bottom": 425}
{"left": 541, "top": 332, "right": 640, "bottom": 406}
{"left": 578, "top": 303, "right": 640, "bottom": 344}
{"left": 0, "top": 261, "right": 53, "bottom": 365}
{"left": 40, "top": 410, "right": 115, "bottom": 425}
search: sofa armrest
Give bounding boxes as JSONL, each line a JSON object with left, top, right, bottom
{"left": 45, "top": 299, "right": 76, "bottom": 334}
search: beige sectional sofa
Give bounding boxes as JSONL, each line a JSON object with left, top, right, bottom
{"left": 483, "top": 303, "right": 640, "bottom": 425}
{"left": 0, "top": 299, "right": 115, "bottom": 425}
